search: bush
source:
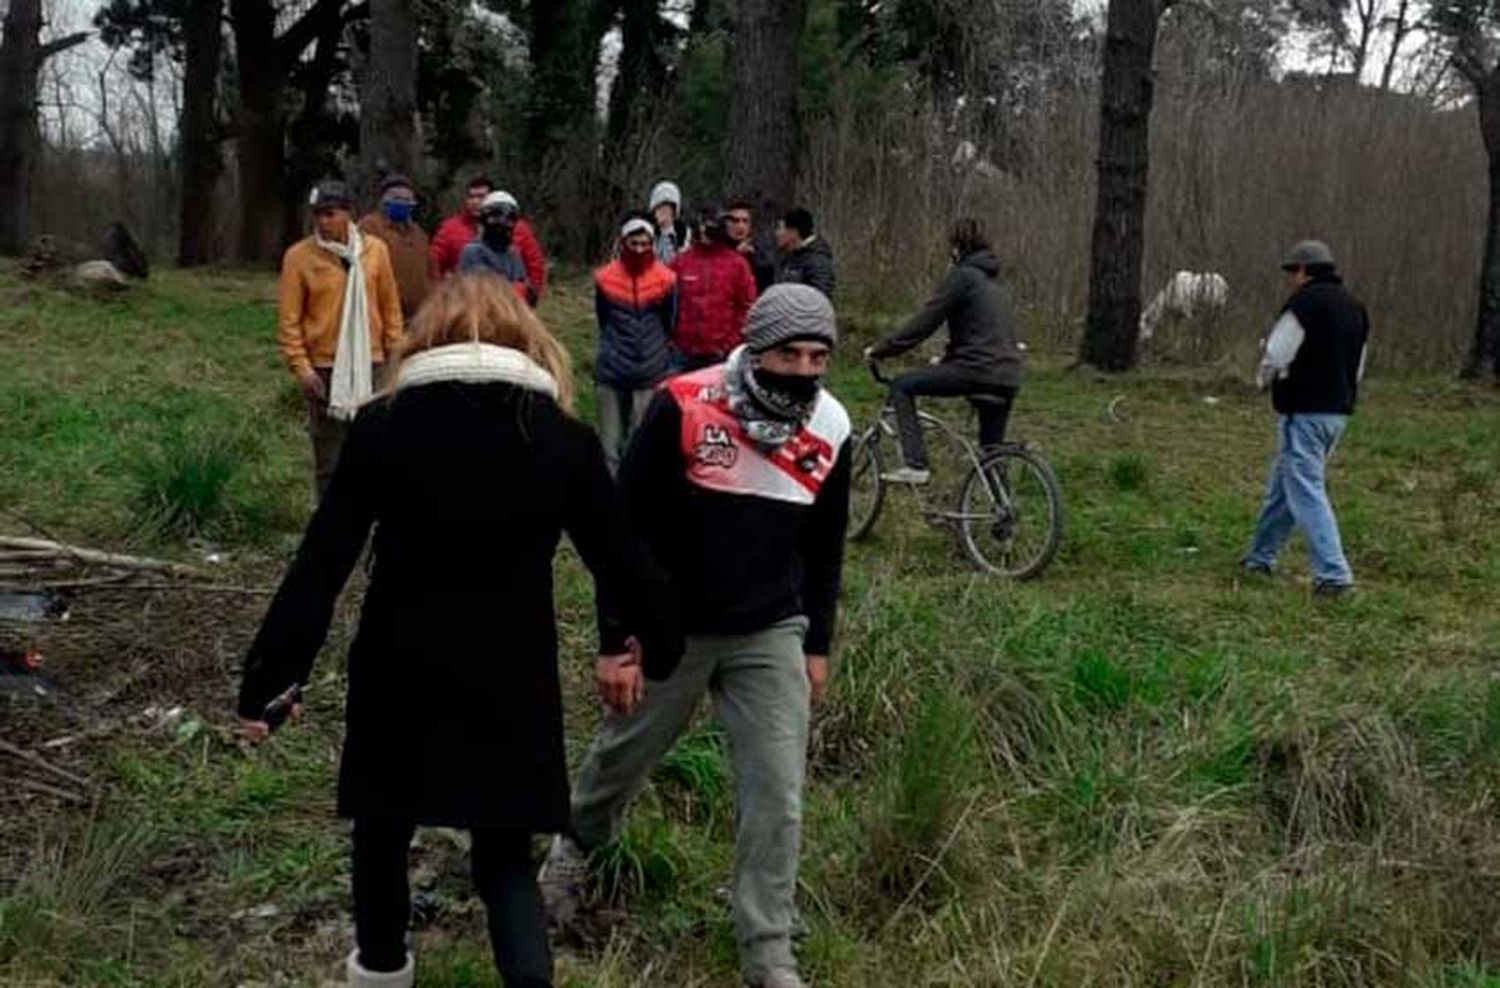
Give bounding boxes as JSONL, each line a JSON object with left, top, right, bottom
{"left": 1107, "top": 453, "right": 1152, "bottom": 492}
{"left": 867, "top": 679, "right": 981, "bottom": 898}
{"left": 593, "top": 813, "right": 688, "bottom": 907}
{"left": 128, "top": 425, "right": 261, "bottom": 541}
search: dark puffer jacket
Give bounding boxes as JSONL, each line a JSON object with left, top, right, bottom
{"left": 777, "top": 236, "right": 837, "bottom": 299}
{"left": 593, "top": 255, "right": 678, "bottom": 389}
{"left": 869, "top": 249, "right": 1022, "bottom": 388}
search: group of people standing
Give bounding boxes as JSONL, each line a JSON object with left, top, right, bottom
{"left": 591, "top": 182, "right": 842, "bottom": 469}
{"left": 256, "top": 173, "right": 860, "bottom": 988}
{"left": 255, "top": 166, "right": 1370, "bottom": 988}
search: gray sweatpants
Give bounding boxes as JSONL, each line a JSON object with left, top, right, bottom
{"left": 570, "top": 617, "right": 810, "bottom": 982}
{"left": 595, "top": 383, "right": 656, "bottom": 475}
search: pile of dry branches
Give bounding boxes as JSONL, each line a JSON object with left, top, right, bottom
{"left": 0, "top": 535, "right": 202, "bottom": 593}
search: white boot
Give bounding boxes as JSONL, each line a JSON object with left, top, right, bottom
{"left": 347, "top": 949, "right": 414, "bottom": 988}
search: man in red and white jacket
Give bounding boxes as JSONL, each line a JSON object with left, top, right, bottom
{"left": 542, "top": 285, "right": 850, "bottom": 988}
{"left": 429, "top": 174, "right": 547, "bottom": 301}
{"left": 669, "top": 202, "right": 758, "bottom": 371}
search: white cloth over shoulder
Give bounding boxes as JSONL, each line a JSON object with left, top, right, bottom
{"left": 317, "top": 225, "right": 374, "bottom": 421}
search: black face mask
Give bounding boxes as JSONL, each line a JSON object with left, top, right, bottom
{"left": 482, "top": 217, "right": 514, "bottom": 249}
{"left": 753, "top": 367, "right": 821, "bottom": 404}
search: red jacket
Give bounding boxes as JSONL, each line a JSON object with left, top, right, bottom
{"left": 669, "top": 243, "right": 757, "bottom": 360}
{"left": 430, "top": 213, "right": 548, "bottom": 301}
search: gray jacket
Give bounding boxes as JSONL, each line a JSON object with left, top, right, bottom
{"left": 870, "top": 250, "right": 1022, "bottom": 387}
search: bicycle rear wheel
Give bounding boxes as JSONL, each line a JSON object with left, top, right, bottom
{"left": 955, "top": 445, "right": 1063, "bottom": 578}
{"left": 847, "top": 426, "right": 886, "bottom": 541}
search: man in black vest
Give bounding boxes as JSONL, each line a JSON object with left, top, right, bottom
{"left": 1242, "top": 240, "right": 1370, "bottom": 595}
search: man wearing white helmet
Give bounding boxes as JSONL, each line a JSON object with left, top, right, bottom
{"left": 648, "top": 180, "right": 690, "bottom": 264}
{"left": 459, "top": 191, "right": 538, "bottom": 306}
{"left": 430, "top": 174, "right": 548, "bottom": 300}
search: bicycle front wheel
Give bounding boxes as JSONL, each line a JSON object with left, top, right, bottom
{"left": 955, "top": 446, "right": 1063, "bottom": 579}
{"left": 847, "top": 426, "right": 886, "bottom": 542}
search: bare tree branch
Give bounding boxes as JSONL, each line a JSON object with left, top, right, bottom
{"left": 37, "top": 30, "right": 90, "bottom": 62}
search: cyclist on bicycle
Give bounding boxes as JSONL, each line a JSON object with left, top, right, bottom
{"left": 865, "top": 218, "right": 1023, "bottom": 484}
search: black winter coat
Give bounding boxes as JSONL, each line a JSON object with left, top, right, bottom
{"left": 870, "top": 250, "right": 1022, "bottom": 388}
{"left": 236, "top": 381, "right": 677, "bottom": 830}
{"left": 777, "top": 237, "right": 837, "bottom": 299}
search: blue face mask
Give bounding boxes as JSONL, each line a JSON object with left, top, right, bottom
{"left": 383, "top": 201, "right": 415, "bottom": 223}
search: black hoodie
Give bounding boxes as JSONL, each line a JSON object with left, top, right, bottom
{"left": 870, "top": 249, "right": 1022, "bottom": 387}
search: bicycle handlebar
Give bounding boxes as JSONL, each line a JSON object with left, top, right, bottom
{"left": 866, "top": 357, "right": 890, "bottom": 385}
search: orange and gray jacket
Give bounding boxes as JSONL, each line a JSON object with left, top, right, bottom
{"left": 593, "top": 256, "right": 678, "bottom": 389}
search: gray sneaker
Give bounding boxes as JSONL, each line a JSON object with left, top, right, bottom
{"left": 748, "top": 969, "right": 808, "bottom": 988}
{"left": 537, "top": 834, "right": 589, "bottom": 928}
{"left": 881, "top": 466, "right": 931, "bottom": 485}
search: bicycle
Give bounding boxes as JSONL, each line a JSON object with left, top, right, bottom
{"left": 847, "top": 359, "right": 1063, "bottom": 579}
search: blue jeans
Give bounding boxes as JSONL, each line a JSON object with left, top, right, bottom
{"left": 1245, "top": 413, "right": 1354, "bottom": 587}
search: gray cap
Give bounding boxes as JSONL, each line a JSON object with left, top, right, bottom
{"left": 1281, "top": 239, "right": 1336, "bottom": 269}
{"left": 308, "top": 179, "right": 353, "bottom": 211}
{"left": 744, "top": 284, "right": 838, "bottom": 353}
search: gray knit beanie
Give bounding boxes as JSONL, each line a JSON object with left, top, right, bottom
{"left": 744, "top": 284, "right": 838, "bottom": 353}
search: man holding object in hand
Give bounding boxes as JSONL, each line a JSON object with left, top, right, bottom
{"left": 541, "top": 284, "right": 852, "bottom": 988}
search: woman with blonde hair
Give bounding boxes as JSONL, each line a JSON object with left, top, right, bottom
{"left": 235, "top": 273, "right": 678, "bottom": 988}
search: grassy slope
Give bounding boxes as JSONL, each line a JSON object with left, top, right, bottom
{"left": 2, "top": 264, "right": 1500, "bottom": 987}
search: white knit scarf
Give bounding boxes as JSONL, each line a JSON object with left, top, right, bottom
{"left": 317, "top": 224, "right": 372, "bottom": 421}
{"left": 396, "top": 342, "right": 558, "bottom": 398}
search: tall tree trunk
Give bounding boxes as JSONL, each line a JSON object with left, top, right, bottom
{"left": 606, "top": 0, "right": 667, "bottom": 151}
{"left": 524, "top": 0, "right": 609, "bottom": 260}
{"left": 526, "top": 2, "right": 606, "bottom": 156}
{"left": 229, "top": 0, "right": 349, "bottom": 263}
{"left": 1463, "top": 71, "right": 1500, "bottom": 379}
{"left": 1080, "top": 0, "right": 1163, "bottom": 372}
{"left": 283, "top": 2, "right": 347, "bottom": 246}
{"left": 723, "top": 0, "right": 809, "bottom": 236}
{"left": 360, "top": 0, "right": 417, "bottom": 194}
{"left": 0, "top": 0, "right": 88, "bottom": 254}
{"left": 230, "top": 0, "right": 285, "bottom": 263}
{"left": 178, "top": 0, "right": 223, "bottom": 266}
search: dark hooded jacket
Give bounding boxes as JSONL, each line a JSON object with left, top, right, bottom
{"left": 777, "top": 236, "right": 837, "bottom": 299}
{"left": 869, "top": 249, "right": 1022, "bottom": 388}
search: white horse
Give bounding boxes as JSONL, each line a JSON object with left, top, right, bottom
{"left": 1139, "top": 271, "right": 1229, "bottom": 341}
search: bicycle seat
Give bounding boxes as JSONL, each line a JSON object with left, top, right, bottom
{"left": 968, "top": 395, "right": 1010, "bottom": 409}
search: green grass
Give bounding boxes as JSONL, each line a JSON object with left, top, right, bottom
{"left": 3, "top": 262, "right": 1500, "bottom": 985}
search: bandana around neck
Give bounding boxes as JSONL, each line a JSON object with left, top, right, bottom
{"left": 723, "top": 345, "right": 820, "bottom": 452}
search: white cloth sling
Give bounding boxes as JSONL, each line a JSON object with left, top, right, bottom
{"left": 317, "top": 224, "right": 374, "bottom": 422}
